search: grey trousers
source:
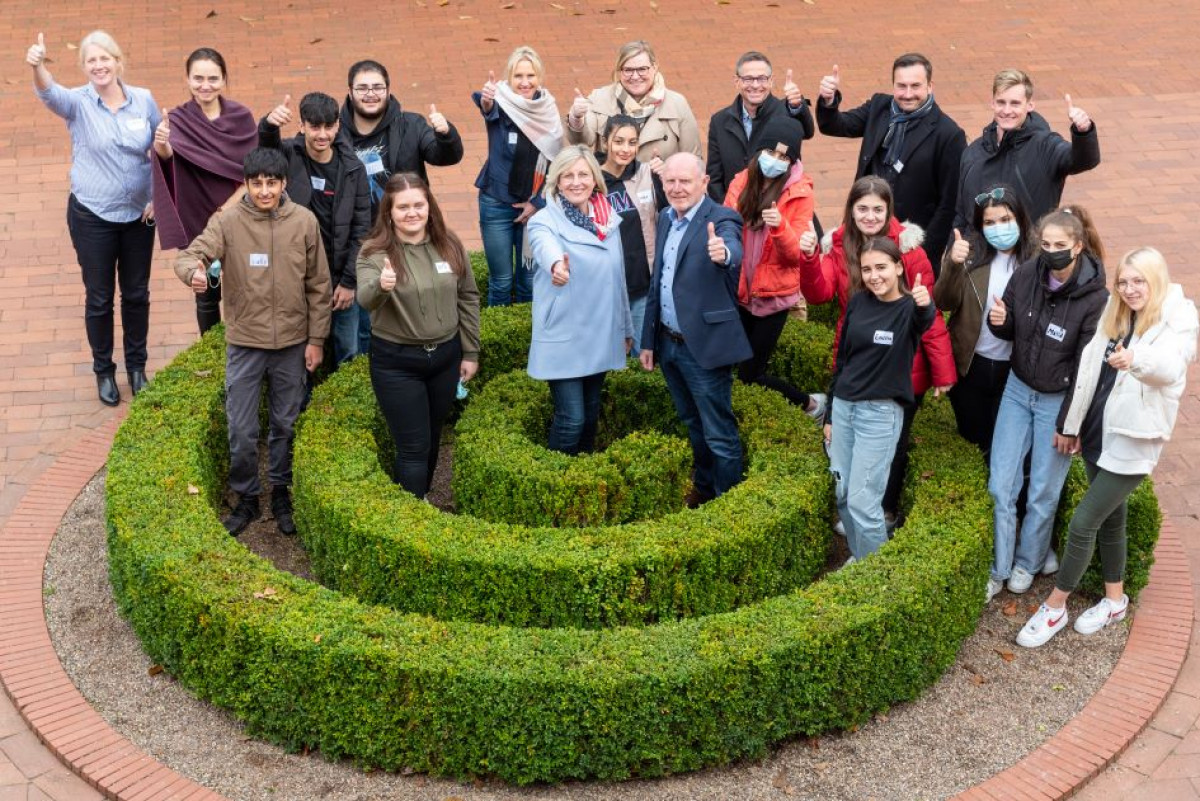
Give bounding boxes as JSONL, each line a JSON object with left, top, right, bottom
{"left": 225, "top": 343, "right": 307, "bottom": 497}
{"left": 1054, "top": 461, "right": 1146, "bottom": 593}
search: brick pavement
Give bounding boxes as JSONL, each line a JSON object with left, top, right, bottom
{"left": 1, "top": 1, "right": 1199, "bottom": 798}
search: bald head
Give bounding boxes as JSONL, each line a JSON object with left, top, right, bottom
{"left": 662, "top": 153, "right": 708, "bottom": 214}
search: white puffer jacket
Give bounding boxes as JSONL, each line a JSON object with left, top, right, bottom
{"left": 1062, "top": 283, "right": 1198, "bottom": 475}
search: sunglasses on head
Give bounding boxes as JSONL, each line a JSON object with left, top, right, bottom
{"left": 975, "top": 187, "right": 1007, "bottom": 206}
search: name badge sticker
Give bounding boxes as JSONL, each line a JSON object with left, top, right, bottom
{"left": 893, "top": 159, "right": 905, "bottom": 174}
{"left": 507, "top": 132, "right": 519, "bottom": 146}
{"left": 310, "top": 176, "right": 326, "bottom": 192}
{"left": 1046, "top": 323, "right": 1067, "bottom": 342}
{"left": 125, "top": 116, "right": 147, "bottom": 131}
{"left": 873, "top": 330, "right": 894, "bottom": 345}
{"left": 249, "top": 253, "right": 269, "bottom": 268}
{"left": 364, "top": 159, "right": 385, "bottom": 176}
{"left": 637, "top": 190, "right": 653, "bottom": 205}
{"left": 434, "top": 261, "right": 453, "bottom": 274}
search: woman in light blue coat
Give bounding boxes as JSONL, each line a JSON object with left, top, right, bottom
{"left": 527, "top": 145, "right": 633, "bottom": 454}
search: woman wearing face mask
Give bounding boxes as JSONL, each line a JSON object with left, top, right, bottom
{"left": 566, "top": 40, "right": 701, "bottom": 162}
{"left": 1016, "top": 248, "right": 1196, "bottom": 647}
{"left": 933, "top": 185, "right": 1036, "bottom": 460}
{"left": 598, "top": 114, "right": 666, "bottom": 353}
{"left": 826, "top": 237, "right": 936, "bottom": 562}
{"left": 29, "top": 30, "right": 160, "bottom": 407}
{"left": 473, "top": 46, "right": 563, "bottom": 306}
{"left": 984, "top": 209, "right": 1108, "bottom": 603}
{"left": 152, "top": 47, "right": 257, "bottom": 335}
{"left": 723, "top": 117, "right": 824, "bottom": 419}
{"left": 527, "top": 146, "right": 632, "bottom": 455}
{"left": 799, "top": 176, "right": 956, "bottom": 529}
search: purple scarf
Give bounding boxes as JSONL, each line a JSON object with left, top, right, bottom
{"left": 151, "top": 97, "right": 258, "bottom": 249}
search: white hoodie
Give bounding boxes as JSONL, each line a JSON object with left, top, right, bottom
{"left": 1062, "top": 283, "right": 1198, "bottom": 475}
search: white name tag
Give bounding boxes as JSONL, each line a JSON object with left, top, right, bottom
{"left": 125, "top": 116, "right": 147, "bottom": 131}
{"left": 637, "top": 190, "right": 653, "bottom": 205}
{"left": 873, "top": 330, "right": 894, "bottom": 345}
{"left": 893, "top": 159, "right": 905, "bottom": 174}
{"left": 310, "top": 176, "right": 326, "bottom": 192}
{"left": 434, "top": 261, "right": 453, "bottom": 274}
{"left": 249, "top": 253, "right": 269, "bottom": 268}
{"left": 365, "top": 159, "right": 385, "bottom": 176}
{"left": 1046, "top": 323, "right": 1067, "bottom": 342}
{"left": 508, "top": 132, "right": 519, "bottom": 145}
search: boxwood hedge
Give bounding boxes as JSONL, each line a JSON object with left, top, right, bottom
{"left": 104, "top": 306, "right": 1159, "bottom": 784}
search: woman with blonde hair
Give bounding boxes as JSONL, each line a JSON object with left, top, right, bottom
{"left": 473, "top": 45, "right": 563, "bottom": 306}
{"left": 566, "top": 40, "right": 701, "bottom": 162}
{"left": 1016, "top": 247, "right": 1197, "bottom": 647}
{"left": 28, "top": 30, "right": 161, "bottom": 405}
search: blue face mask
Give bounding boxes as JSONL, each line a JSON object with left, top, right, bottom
{"left": 983, "top": 221, "right": 1020, "bottom": 251}
{"left": 757, "top": 153, "right": 789, "bottom": 178}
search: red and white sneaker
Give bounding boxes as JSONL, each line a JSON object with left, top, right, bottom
{"left": 1016, "top": 603, "right": 1069, "bottom": 648}
{"left": 1074, "top": 595, "right": 1128, "bottom": 635}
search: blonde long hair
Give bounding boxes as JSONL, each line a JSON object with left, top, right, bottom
{"left": 1101, "top": 247, "right": 1169, "bottom": 339}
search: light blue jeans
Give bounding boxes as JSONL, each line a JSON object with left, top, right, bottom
{"left": 988, "top": 374, "right": 1072, "bottom": 580}
{"left": 628, "top": 293, "right": 647, "bottom": 354}
{"left": 829, "top": 397, "right": 903, "bottom": 559}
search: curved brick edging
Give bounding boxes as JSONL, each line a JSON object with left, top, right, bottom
{"left": 0, "top": 419, "right": 1191, "bottom": 800}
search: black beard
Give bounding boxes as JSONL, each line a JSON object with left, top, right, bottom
{"left": 352, "top": 97, "right": 386, "bottom": 121}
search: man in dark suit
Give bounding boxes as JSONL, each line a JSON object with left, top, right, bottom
{"left": 815, "top": 53, "right": 965, "bottom": 268}
{"left": 640, "top": 153, "right": 752, "bottom": 505}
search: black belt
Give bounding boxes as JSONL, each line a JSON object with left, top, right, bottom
{"left": 663, "top": 328, "right": 686, "bottom": 345}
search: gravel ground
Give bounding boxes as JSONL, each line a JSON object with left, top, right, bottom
{"left": 45, "top": 468, "right": 1130, "bottom": 801}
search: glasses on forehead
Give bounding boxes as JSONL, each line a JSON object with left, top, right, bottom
{"left": 975, "top": 187, "right": 1007, "bottom": 206}
{"left": 620, "top": 65, "right": 654, "bottom": 78}
{"left": 737, "top": 74, "right": 772, "bottom": 86}
{"left": 352, "top": 84, "right": 388, "bottom": 96}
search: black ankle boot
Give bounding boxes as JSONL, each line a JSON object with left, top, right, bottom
{"left": 97, "top": 373, "right": 119, "bottom": 407}
{"left": 223, "top": 494, "right": 260, "bottom": 536}
{"left": 127, "top": 369, "right": 148, "bottom": 397}
{"left": 271, "top": 486, "right": 296, "bottom": 535}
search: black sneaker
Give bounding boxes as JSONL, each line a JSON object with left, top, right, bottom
{"left": 223, "top": 494, "right": 260, "bottom": 536}
{"left": 271, "top": 486, "right": 296, "bottom": 535}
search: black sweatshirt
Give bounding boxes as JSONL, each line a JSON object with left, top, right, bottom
{"left": 830, "top": 291, "right": 936, "bottom": 406}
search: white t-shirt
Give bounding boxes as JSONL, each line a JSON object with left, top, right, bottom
{"left": 975, "top": 252, "right": 1018, "bottom": 361}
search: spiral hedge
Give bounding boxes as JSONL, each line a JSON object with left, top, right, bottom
{"left": 106, "top": 303, "right": 1159, "bottom": 784}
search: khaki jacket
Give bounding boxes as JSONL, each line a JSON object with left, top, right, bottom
{"left": 175, "top": 195, "right": 331, "bottom": 349}
{"left": 566, "top": 83, "right": 701, "bottom": 162}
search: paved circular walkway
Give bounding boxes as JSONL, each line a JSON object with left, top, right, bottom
{"left": 2, "top": 2, "right": 1199, "bottom": 798}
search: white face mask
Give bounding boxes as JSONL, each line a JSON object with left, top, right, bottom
{"left": 757, "top": 152, "right": 789, "bottom": 178}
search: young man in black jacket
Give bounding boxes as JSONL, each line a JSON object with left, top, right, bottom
{"left": 259, "top": 92, "right": 371, "bottom": 366}
{"left": 706, "top": 51, "right": 814, "bottom": 202}
{"left": 955, "top": 68, "right": 1099, "bottom": 235}
{"left": 816, "top": 53, "right": 965, "bottom": 268}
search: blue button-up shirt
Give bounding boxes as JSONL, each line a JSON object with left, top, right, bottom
{"left": 36, "top": 80, "right": 160, "bottom": 223}
{"left": 659, "top": 199, "right": 706, "bottom": 334}
{"left": 741, "top": 105, "right": 755, "bottom": 139}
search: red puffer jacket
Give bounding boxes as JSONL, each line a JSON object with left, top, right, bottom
{"left": 723, "top": 166, "right": 816, "bottom": 305}
{"left": 798, "top": 217, "right": 956, "bottom": 394}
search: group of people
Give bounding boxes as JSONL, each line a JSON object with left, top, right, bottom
{"left": 30, "top": 31, "right": 1197, "bottom": 649}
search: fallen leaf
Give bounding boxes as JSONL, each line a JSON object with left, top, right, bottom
{"left": 649, "top": 0, "right": 658, "bottom": 9}
{"left": 1052, "top": 683, "right": 1066, "bottom": 691}
{"left": 484, "top": 36, "right": 500, "bottom": 41}
{"left": 253, "top": 587, "right": 278, "bottom": 600}
{"left": 206, "top": 9, "right": 217, "bottom": 17}
{"left": 313, "top": 634, "right": 323, "bottom": 643}
{"left": 238, "top": 15, "right": 261, "bottom": 21}
{"left": 806, "top": 735, "right": 820, "bottom": 750}
{"left": 66, "top": 43, "right": 77, "bottom": 50}
{"left": 438, "top": 0, "right": 450, "bottom": 5}
{"left": 993, "top": 647, "right": 1016, "bottom": 663}
{"left": 1001, "top": 600, "right": 1018, "bottom": 616}
{"left": 186, "top": 484, "right": 200, "bottom": 495}
{"left": 193, "top": 369, "right": 212, "bottom": 377}
{"left": 400, "top": 766, "right": 415, "bottom": 775}
{"left": 771, "top": 770, "right": 789, "bottom": 789}
{"left": 875, "top": 712, "right": 889, "bottom": 723}
{"left": 148, "top": 664, "right": 164, "bottom": 676}
{"left": 1027, "top": 603, "right": 1040, "bottom": 614}
{"left": 970, "top": 673, "right": 988, "bottom": 685}
{"left": 309, "top": 37, "right": 323, "bottom": 44}
{"left": 549, "top": 1, "right": 564, "bottom": 6}
{"left": 920, "top": 470, "right": 934, "bottom": 480}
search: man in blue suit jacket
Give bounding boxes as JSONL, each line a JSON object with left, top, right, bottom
{"left": 639, "top": 153, "right": 752, "bottom": 505}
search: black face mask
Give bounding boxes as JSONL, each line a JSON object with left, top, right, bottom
{"left": 1039, "top": 248, "right": 1075, "bottom": 273}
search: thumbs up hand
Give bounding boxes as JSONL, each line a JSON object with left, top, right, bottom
{"left": 706, "top": 221, "right": 728, "bottom": 263}
{"left": 761, "top": 201, "right": 782, "bottom": 229}
{"left": 799, "top": 220, "right": 818, "bottom": 256}
{"left": 26, "top": 32, "right": 46, "bottom": 67}
{"left": 988, "top": 294, "right": 1007, "bottom": 327}
{"left": 818, "top": 64, "right": 840, "bottom": 105}
{"left": 551, "top": 253, "right": 570, "bottom": 286}
{"left": 153, "top": 107, "right": 173, "bottom": 158}
{"left": 783, "top": 68, "right": 804, "bottom": 107}
{"left": 428, "top": 103, "right": 449, "bottom": 134}
{"left": 480, "top": 69, "right": 498, "bottom": 110}
{"left": 1107, "top": 341, "right": 1133, "bottom": 370}
{"left": 950, "top": 227, "right": 970, "bottom": 265}
{"left": 1065, "top": 93, "right": 1092, "bottom": 133}
{"left": 266, "top": 94, "right": 293, "bottom": 127}
{"left": 911, "top": 272, "right": 930, "bottom": 307}
{"left": 569, "top": 87, "right": 590, "bottom": 124}
{"left": 379, "top": 256, "right": 397, "bottom": 292}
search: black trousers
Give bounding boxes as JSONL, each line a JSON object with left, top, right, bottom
{"left": 882, "top": 393, "right": 925, "bottom": 517}
{"left": 66, "top": 195, "right": 153, "bottom": 374}
{"left": 369, "top": 336, "right": 461, "bottom": 498}
{"left": 949, "top": 354, "right": 1011, "bottom": 463}
{"left": 736, "top": 307, "right": 811, "bottom": 407}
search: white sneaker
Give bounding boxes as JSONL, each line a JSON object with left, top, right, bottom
{"left": 834, "top": 518, "right": 845, "bottom": 536}
{"left": 986, "top": 578, "right": 1004, "bottom": 602}
{"left": 1074, "top": 595, "right": 1128, "bottom": 635}
{"left": 806, "top": 393, "right": 828, "bottom": 421}
{"left": 1016, "top": 604, "right": 1070, "bottom": 648}
{"left": 1007, "top": 566, "right": 1034, "bottom": 594}
{"left": 843, "top": 556, "right": 857, "bottom": 568}
{"left": 1041, "top": 550, "right": 1059, "bottom": 575}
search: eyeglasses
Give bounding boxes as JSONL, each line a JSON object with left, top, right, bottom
{"left": 620, "top": 65, "right": 654, "bottom": 78}
{"left": 975, "top": 187, "right": 1007, "bottom": 206}
{"left": 1116, "top": 277, "right": 1148, "bottom": 291}
{"left": 352, "top": 84, "right": 388, "bottom": 96}
{"left": 737, "top": 74, "right": 772, "bottom": 86}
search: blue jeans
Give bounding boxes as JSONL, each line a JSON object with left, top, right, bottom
{"left": 628, "top": 293, "right": 648, "bottom": 354}
{"left": 330, "top": 303, "right": 360, "bottom": 366}
{"left": 479, "top": 192, "right": 531, "bottom": 306}
{"left": 828, "top": 397, "right": 903, "bottom": 559}
{"left": 657, "top": 332, "right": 743, "bottom": 498}
{"left": 988, "top": 374, "right": 1072, "bottom": 580}
{"left": 547, "top": 371, "right": 606, "bottom": 455}
{"left": 357, "top": 304, "right": 373, "bottom": 356}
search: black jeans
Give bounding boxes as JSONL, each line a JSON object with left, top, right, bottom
{"left": 949, "top": 354, "right": 1011, "bottom": 463}
{"left": 736, "top": 307, "right": 810, "bottom": 407}
{"left": 370, "top": 335, "right": 461, "bottom": 498}
{"left": 65, "top": 195, "right": 154, "bottom": 374}
{"left": 882, "top": 393, "right": 924, "bottom": 517}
